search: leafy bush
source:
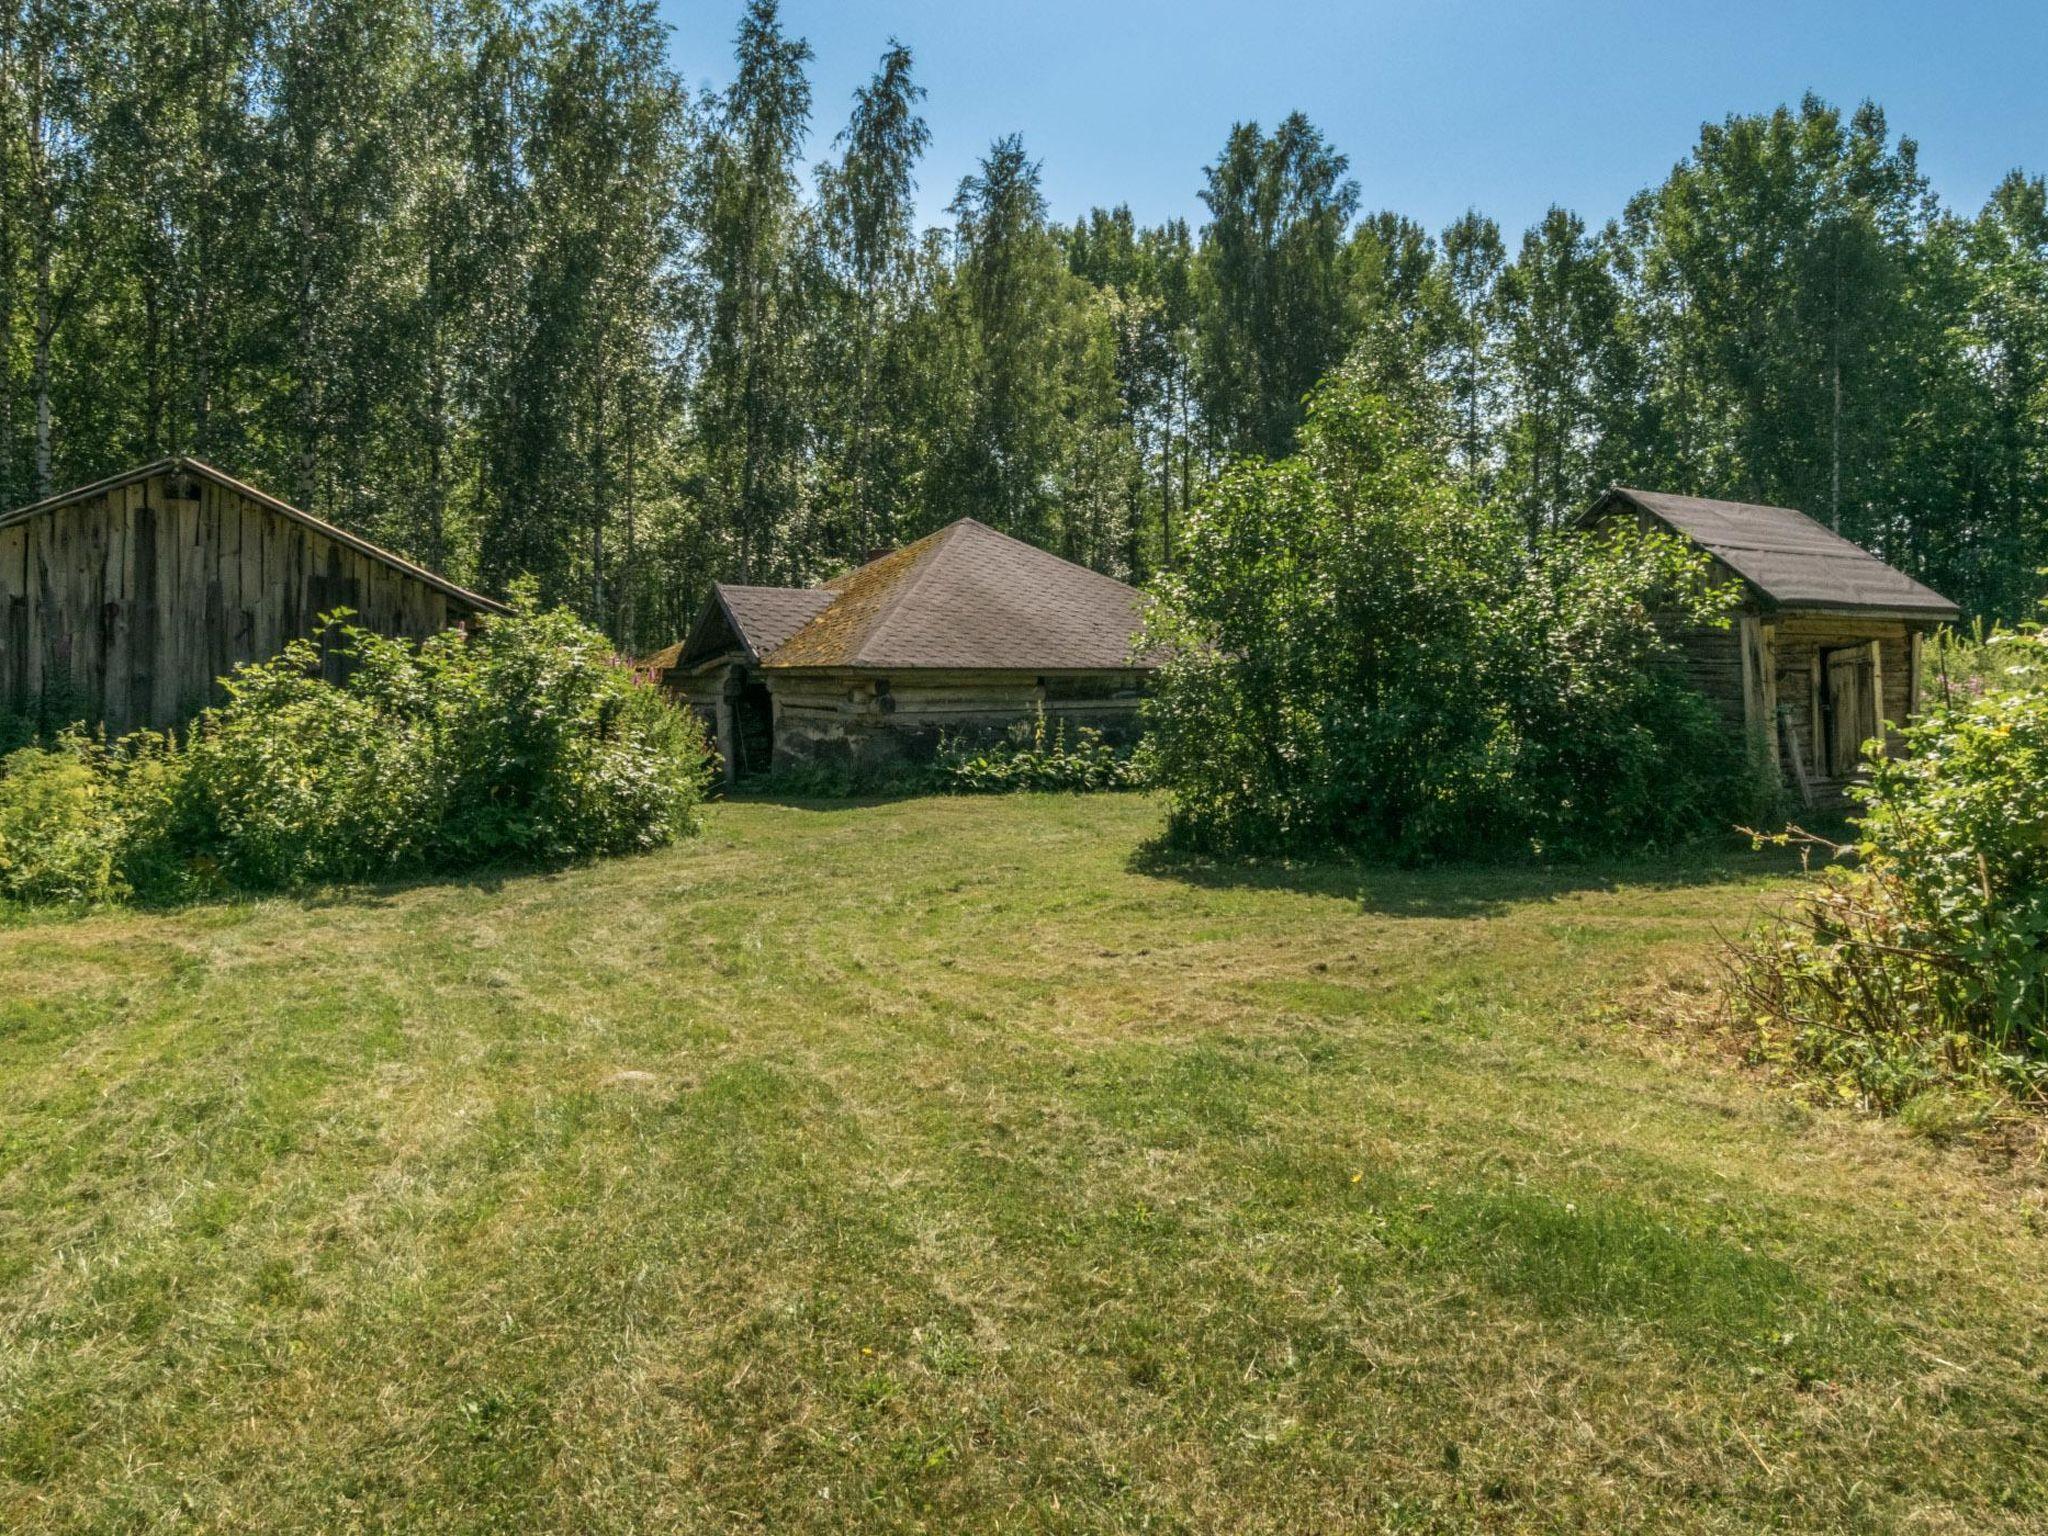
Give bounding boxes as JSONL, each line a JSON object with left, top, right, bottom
{"left": 0, "top": 741, "right": 123, "bottom": 904}
{"left": 0, "top": 680, "right": 93, "bottom": 755}
{"left": 1733, "top": 620, "right": 2048, "bottom": 1111}
{"left": 1142, "top": 366, "right": 1770, "bottom": 861}
{"left": 0, "top": 732, "right": 184, "bottom": 904}
{"left": 933, "top": 708, "right": 1142, "bottom": 793}
{"left": 1920, "top": 618, "right": 1998, "bottom": 704}
{"left": 0, "top": 597, "right": 712, "bottom": 906}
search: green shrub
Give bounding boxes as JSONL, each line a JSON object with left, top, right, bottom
{"left": 1142, "top": 366, "right": 1770, "bottom": 861}
{"left": 0, "top": 731, "right": 184, "bottom": 904}
{"left": 169, "top": 636, "right": 439, "bottom": 888}
{"left": 1920, "top": 618, "right": 1998, "bottom": 704}
{"left": 426, "top": 603, "right": 709, "bottom": 863}
{"left": 933, "top": 708, "right": 1142, "bottom": 794}
{"left": 0, "top": 742, "right": 123, "bottom": 904}
{"left": 1733, "top": 620, "right": 2048, "bottom": 1111}
{"left": 0, "top": 597, "right": 713, "bottom": 907}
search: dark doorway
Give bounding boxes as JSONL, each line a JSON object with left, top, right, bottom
{"left": 733, "top": 681, "right": 775, "bottom": 777}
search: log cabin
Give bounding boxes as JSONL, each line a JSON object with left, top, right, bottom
{"left": 650, "top": 519, "right": 1154, "bottom": 780}
{"left": 1582, "top": 488, "right": 1961, "bottom": 809}
{"left": 1, "top": 457, "right": 505, "bottom": 734}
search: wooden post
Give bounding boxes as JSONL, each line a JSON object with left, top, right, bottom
{"left": 1738, "top": 614, "right": 1761, "bottom": 732}
{"left": 1809, "top": 650, "right": 1824, "bottom": 769}
{"left": 1907, "top": 630, "right": 1923, "bottom": 719}
{"left": 1738, "top": 614, "right": 1780, "bottom": 783}
{"left": 1759, "top": 621, "right": 1780, "bottom": 776}
{"left": 1867, "top": 638, "right": 1886, "bottom": 755}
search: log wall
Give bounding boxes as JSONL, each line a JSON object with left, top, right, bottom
{"left": 662, "top": 664, "right": 1149, "bottom": 780}
{"left": 765, "top": 670, "right": 1148, "bottom": 774}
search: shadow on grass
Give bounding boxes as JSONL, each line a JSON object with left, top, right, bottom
{"left": 1127, "top": 834, "right": 1810, "bottom": 919}
{"left": 722, "top": 785, "right": 942, "bottom": 812}
{"left": 2, "top": 860, "right": 564, "bottom": 925}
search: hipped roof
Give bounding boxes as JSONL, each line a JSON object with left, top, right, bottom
{"left": 1, "top": 456, "right": 507, "bottom": 614}
{"left": 677, "top": 518, "right": 1154, "bottom": 674}
{"left": 1588, "top": 487, "right": 1960, "bottom": 621}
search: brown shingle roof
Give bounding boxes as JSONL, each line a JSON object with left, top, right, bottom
{"left": 715, "top": 584, "right": 838, "bottom": 661}
{"left": 761, "top": 519, "right": 1152, "bottom": 671}
{"left": 1588, "top": 488, "right": 1960, "bottom": 620}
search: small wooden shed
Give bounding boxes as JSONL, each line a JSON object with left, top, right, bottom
{"left": 2, "top": 456, "right": 505, "bottom": 733}
{"left": 650, "top": 518, "right": 1154, "bottom": 780}
{"left": 1583, "top": 488, "right": 1961, "bottom": 808}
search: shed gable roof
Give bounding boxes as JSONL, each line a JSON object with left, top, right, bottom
{"left": 0, "top": 456, "right": 507, "bottom": 613}
{"left": 1588, "top": 487, "right": 1959, "bottom": 620}
{"left": 761, "top": 518, "right": 1151, "bottom": 671}
{"left": 717, "top": 584, "right": 838, "bottom": 662}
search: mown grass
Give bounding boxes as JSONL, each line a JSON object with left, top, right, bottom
{"left": 2, "top": 793, "right": 2046, "bottom": 1532}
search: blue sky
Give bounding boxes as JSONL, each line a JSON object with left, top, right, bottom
{"left": 657, "top": 0, "right": 2047, "bottom": 241}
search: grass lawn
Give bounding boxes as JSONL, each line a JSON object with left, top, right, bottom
{"left": 2, "top": 794, "right": 2046, "bottom": 1533}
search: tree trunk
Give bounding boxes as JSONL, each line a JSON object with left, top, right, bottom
{"left": 33, "top": 235, "right": 53, "bottom": 497}
{"left": 0, "top": 201, "right": 14, "bottom": 512}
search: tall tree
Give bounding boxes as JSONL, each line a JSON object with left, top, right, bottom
{"left": 1494, "top": 207, "right": 1631, "bottom": 532}
{"left": 689, "top": 0, "right": 812, "bottom": 583}
{"left": 814, "top": 38, "right": 927, "bottom": 560}
{"left": 1960, "top": 173, "right": 2048, "bottom": 617}
{"left": 1195, "top": 112, "right": 1358, "bottom": 460}
{"left": 4, "top": 0, "right": 99, "bottom": 497}
{"left": 1439, "top": 210, "right": 1505, "bottom": 487}
{"left": 1064, "top": 207, "right": 1200, "bottom": 575}
{"left": 479, "top": 0, "right": 686, "bottom": 628}
{"left": 1622, "top": 97, "right": 1932, "bottom": 549}
{"left": 939, "top": 136, "right": 1063, "bottom": 542}
{"left": 260, "top": 0, "right": 418, "bottom": 513}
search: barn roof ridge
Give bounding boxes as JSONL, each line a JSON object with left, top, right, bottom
{"left": 1588, "top": 486, "right": 1959, "bottom": 621}
{"left": 1, "top": 455, "right": 507, "bottom": 614}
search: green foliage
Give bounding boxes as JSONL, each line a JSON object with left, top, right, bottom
{"left": 1143, "top": 367, "right": 1768, "bottom": 862}
{"left": 0, "top": 602, "right": 711, "bottom": 906}
{"left": 1196, "top": 113, "right": 1359, "bottom": 460}
{"left": 0, "top": 732, "right": 182, "bottom": 905}
{"left": 1735, "top": 620, "right": 2048, "bottom": 1110}
{"left": 5, "top": 0, "right": 2045, "bottom": 638}
{"left": 1920, "top": 618, "right": 2000, "bottom": 703}
{"left": 0, "top": 742, "right": 121, "bottom": 904}
{"left": 932, "top": 709, "right": 1142, "bottom": 794}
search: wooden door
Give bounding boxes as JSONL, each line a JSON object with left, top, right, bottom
{"left": 1824, "top": 647, "right": 1877, "bottom": 777}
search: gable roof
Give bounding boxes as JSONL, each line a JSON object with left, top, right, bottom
{"left": 1587, "top": 487, "right": 1959, "bottom": 621}
{"left": 715, "top": 584, "right": 838, "bottom": 661}
{"left": 1, "top": 456, "right": 507, "bottom": 614}
{"left": 760, "top": 518, "right": 1152, "bottom": 672}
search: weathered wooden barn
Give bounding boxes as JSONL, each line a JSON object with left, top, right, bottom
{"left": 1, "top": 457, "right": 505, "bottom": 733}
{"left": 1583, "top": 488, "right": 1960, "bottom": 807}
{"left": 651, "top": 519, "right": 1154, "bottom": 779}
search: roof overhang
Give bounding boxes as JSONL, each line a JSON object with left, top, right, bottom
{"left": 1578, "top": 486, "right": 1961, "bottom": 623}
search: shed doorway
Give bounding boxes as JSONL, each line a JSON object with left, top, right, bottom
{"left": 1821, "top": 644, "right": 1879, "bottom": 778}
{"left": 733, "top": 680, "right": 775, "bottom": 777}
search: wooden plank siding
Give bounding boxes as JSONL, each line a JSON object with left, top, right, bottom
{"left": 1, "top": 467, "right": 483, "bottom": 734}
{"left": 1767, "top": 615, "right": 1917, "bottom": 808}
{"left": 1583, "top": 497, "right": 1944, "bottom": 810}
